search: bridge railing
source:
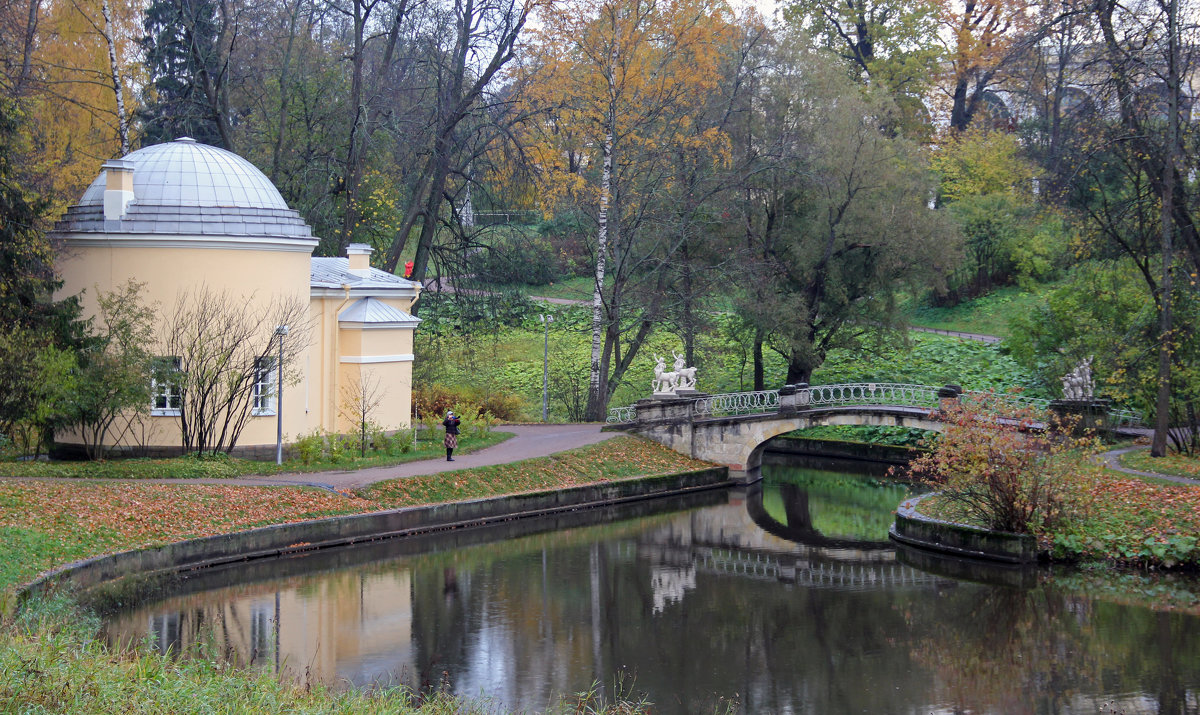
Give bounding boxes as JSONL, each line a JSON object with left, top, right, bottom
{"left": 694, "top": 390, "right": 781, "bottom": 417}
{"left": 804, "top": 382, "right": 940, "bottom": 409}
{"left": 606, "top": 382, "right": 1145, "bottom": 427}
{"left": 1108, "top": 408, "right": 1144, "bottom": 429}
{"left": 607, "top": 405, "right": 636, "bottom": 424}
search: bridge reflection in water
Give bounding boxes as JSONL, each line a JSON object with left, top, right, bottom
{"left": 98, "top": 466, "right": 1200, "bottom": 715}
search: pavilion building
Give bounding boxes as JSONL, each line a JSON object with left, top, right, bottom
{"left": 51, "top": 137, "right": 419, "bottom": 456}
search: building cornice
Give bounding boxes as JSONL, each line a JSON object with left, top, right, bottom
{"left": 311, "top": 287, "right": 419, "bottom": 299}
{"left": 53, "top": 232, "right": 319, "bottom": 253}
{"left": 338, "top": 321, "right": 421, "bottom": 330}
{"left": 340, "top": 354, "right": 416, "bottom": 363}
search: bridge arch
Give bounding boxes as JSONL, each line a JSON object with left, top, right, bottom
{"left": 625, "top": 389, "right": 950, "bottom": 477}
{"left": 616, "top": 383, "right": 1142, "bottom": 480}
{"left": 731, "top": 406, "right": 946, "bottom": 475}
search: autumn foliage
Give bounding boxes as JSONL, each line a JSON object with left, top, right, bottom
{"left": 907, "top": 394, "right": 1104, "bottom": 534}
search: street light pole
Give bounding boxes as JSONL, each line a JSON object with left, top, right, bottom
{"left": 275, "top": 325, "right": 289, "bottom": 465}
{"left": 539, "top": 314, "right": 553, "bottom": 422}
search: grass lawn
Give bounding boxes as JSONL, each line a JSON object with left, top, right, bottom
{"left": 1048, "top": 474, "right": 1200, "bottom": 567}
{"left": 0, "top": 431, "right": 511, "bottom": 480}
{"left": 919, "top": 465, "right": 1200, "bottom": 570}
{"left": 902, "top": 284, "right": 1057, "bottom": 338}
{"left": 1120, "top": 448, "right": 1200, "bottom": 480}
{"left": 521, "top": 275, "right": 596, "bottom": 301}
{"left": 364, "top": 436, "right": 710, "bottom": 505}
{"left": 0, "top": 435, "right": 709, "bottom": 715}
{"left": 0, "top": 436, "right": 713, "bottom": 595}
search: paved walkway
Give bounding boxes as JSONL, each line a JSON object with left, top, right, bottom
{"left": 909, "top": 326, "right": 1002, "bottom": 343}
{"left": 4, "top": 424, "right": 618, "bottom": 494}
{"left": 424, "top": 276, "right": 587, "bottom": 306}
{"left": 1102, "top": 444, "right": 1200, "bottom": 486}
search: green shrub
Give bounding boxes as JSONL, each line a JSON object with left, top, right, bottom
{"left": 454, "top": 407, "right": 497, "bottom": 440}
{"left": 906, "top": 393, "right": 1104, "bottom": 534}
{"left": 414, "top": 383, "right": 525, "bottom": 422}
{"left": 390, "top": 428, "right": 415, "bottom": 453}
{"left": 293, "top": 430, "right": 326, "bottom": 464}
{"left": 420, "top": 411, "right": 443, "bottom": 442}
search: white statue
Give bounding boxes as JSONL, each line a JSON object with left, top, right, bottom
{"left": 1060, "top": 357, "right": 1095, "bottom": 401}
{"left": 672, "top": 350, "right": 697, "bottom": 390}
{"left": 651, "top": 351, "right": 698, "bottom": 395}
{"left": 652, "top": 354, "right": 677, "bottom": 394}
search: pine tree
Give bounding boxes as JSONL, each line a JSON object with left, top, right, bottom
{"left": 138, "top": 0, "right": 227, "bottom": 147}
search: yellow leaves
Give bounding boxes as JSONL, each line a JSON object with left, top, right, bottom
{"left": 25, "top": 0, "right": 143, "bottom": 208}
{"left": 931, "top": 124, "right": 1037, "bottom": 202}
{"left": 516, "top": 0, "right": 738, "bottom": 212}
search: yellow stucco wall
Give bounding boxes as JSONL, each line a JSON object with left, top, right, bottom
{"left": 335, "top": 360, "right": 412, "bottom": 433}
{"left": 55, "top": 240, "right": 417, "bottom": 451}
{"left": 56, "top": 240, "right": 311, "bottom": 450}
{"left": 56, "top": 241, "right": 310, "bottom": 318}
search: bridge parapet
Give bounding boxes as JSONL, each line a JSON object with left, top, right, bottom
{"left": 608, "top": 381, "right": 1145, "bottom": 476}
{"left": 608, "top": 382, "right": 971, "bottom": 424}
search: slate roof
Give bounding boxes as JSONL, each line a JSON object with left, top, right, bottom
{"left": 338, "top": 297, "right": 420, "bottom": 326}
{"left": 310, "top": 257, "right": 419, "bottom": 292}
{"left": 51, "top": 138, "right": 315, "bottom": 241}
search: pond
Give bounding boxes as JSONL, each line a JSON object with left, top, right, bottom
{"left": 97, "top": 460, "right": 1200, "bottom": 714}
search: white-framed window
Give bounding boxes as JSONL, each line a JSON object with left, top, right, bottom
{"left": 253, "top": 357, "right": 276, "bottom": 415}
{"left": 151, "top": 357, "right": 181, "bottom": 416}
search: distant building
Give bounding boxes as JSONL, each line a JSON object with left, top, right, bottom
{"left": 52, "top": 138, "right": 420, "bottom": 456}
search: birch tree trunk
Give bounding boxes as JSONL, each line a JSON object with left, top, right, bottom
{"left": 101, "top": 0, "right": 129, "bottom": 155}
{"left": 585, "top": 127, "right": 613, "bottom": 421}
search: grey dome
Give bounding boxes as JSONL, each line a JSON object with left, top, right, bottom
{"left": 53, "top": 138, "right": 315, "bottom": 242}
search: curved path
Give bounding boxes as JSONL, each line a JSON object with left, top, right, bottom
{"left": 3, "top": 424, "right": 618, "bottom": 493}
{"left": 1102, "top": 444, "right": 1200, "bottom": 486}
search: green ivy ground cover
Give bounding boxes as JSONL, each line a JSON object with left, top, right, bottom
{"left": 419, "top": 299, "right": 1045, "bottom": 421}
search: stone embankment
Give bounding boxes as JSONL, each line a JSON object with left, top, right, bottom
{"left": 19, "top": 466, "right": 731, "bottom": 607}
{"left": 889, "top": 493, "right": 1038, "bottom": 563}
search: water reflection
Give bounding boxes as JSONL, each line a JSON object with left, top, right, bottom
{"left": 100, "top": 466, "right": 1200, "bottom": 714}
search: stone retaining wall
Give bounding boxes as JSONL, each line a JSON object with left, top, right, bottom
{"left": 765, "top": 437, "right": 921, "bottom": 465}
{"left": 17, "top": 467, "right": 732, "bottom": 608}
{"left": 889, "top": 493, "right": 1038, "bottom": 563}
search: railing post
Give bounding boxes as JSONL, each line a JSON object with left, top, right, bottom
{"left": 1048, "top": 397, "right": 1113, "bottom": 435}
{"left": 937, "top": 384, "right": 962, "bottom": 411}
{"left": 778, "top": 383, "right": 810, "bottom": 414}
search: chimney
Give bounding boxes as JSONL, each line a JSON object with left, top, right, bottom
{"left": 346, "top": 243, "right": 373, "bottom": 275}
{"left": 102, "top": 159, "right": 135, "bottom": 221}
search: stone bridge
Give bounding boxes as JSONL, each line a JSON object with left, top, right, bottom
{"left": 607, "top": 382, "right": 1141, "bottom": 479}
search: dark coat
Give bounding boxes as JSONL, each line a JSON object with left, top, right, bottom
{"left": 443, "top": 416, "right": 461, "bottom": 435}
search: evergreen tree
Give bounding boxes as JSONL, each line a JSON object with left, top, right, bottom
{"left": 0, "top": 99, "right": 88, "bottom": 455}
{"left": 0, "top": 99, "right": 83, "bottom": 340}
{"left": 138, "top": 0, "right": 227, "bottom": 147}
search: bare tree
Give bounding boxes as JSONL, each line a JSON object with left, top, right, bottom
{"left": 160, "top": 287, "right": 312, "bottom": 454}
{"left": 380, "top": 0, "right": 536, "bottom": 278}
{"left": 338, "top": 371, "right": 386, "bottom": 456}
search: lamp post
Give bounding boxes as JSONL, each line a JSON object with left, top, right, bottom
{"left": 539, "top": 314, "right": 553, "bottom": 422}
{"left": 275, "top": 325, "right": 289, "bottom": 465}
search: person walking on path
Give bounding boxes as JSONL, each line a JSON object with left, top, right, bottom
{"left": 443, "top": 411, "right": 461, "bottom": 461}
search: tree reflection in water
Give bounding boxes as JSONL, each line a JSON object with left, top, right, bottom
{"left": 99, "top": 467, "right": 1200, "bottom": 714}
